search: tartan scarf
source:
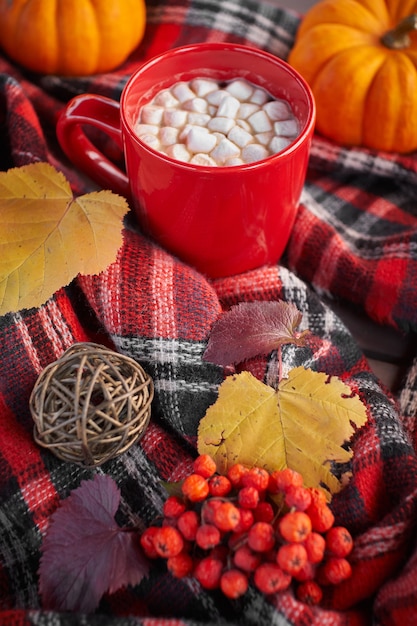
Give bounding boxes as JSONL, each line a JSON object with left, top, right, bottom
{"left": 1, "top": 1, "right": 417, "bottom": 625}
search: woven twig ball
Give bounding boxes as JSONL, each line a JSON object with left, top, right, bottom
{"left": 30, "top": 342, "right": 154, "bottom": 467}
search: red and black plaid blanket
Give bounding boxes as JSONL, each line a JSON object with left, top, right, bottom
{"left": 1, "top": 0, "right": 417, "bottom": 624}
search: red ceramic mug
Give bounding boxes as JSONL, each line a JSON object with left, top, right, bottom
{"left": 57, "top": 43, "right": 315, "bottom": 278}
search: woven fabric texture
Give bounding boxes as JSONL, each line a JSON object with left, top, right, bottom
{"left": 1, "top": 1, "right": 417, "bottom": 625}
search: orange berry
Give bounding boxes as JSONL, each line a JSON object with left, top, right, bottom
{"left": 227, "top": 463, "right": 249, "bottom": 487}
{"left": 293, "top": 559, "right": 316, "bottom": 582}
{"left": 304, "top": 531, "right": 326, "bottom": 564}
{"left": 279, "top": 511, "right": 312, "bottom": 543}
{"left": 167, "top": 551, "right": 194, "bottom": 578}
{"left": 193, "top": 454, "right": 217, "bottom": 478}
{"left": 277, "top": 542, "right": 308, "bottom": 576}
{"left": 285, "top": 485, "right": 312, "bottom": 511}
{"left": 195, "top": 524, "right": 221, "bottom": 550}
{"left": 241, "top": 466, "right": 269, "bottom": 491}
{"left": 296, "top": 580, "right": 323, "bottom": 605}
{"left": 268, "top": 468, "right": 303, "bottom": 493}
{"left": 163, "top": 495, "right": 186, "bottom": 519}
{"left": 322, "top": 557, "right": 352, "bottom": 585}
{"left": 220, "top": 568, "right": 249, "bottom": 599}
{"left": 253, "top": 562, "right": 291, "bottom": 594}
{"left": 213, "top": 501, "right": 241, "bottom": 532}
{"left": 326, "top": 526, "right": 353, "bottom": 558}
{"left": 208, "top": 474, "right": 232, "bottom": 497}
{"left": 181, "top": 473, "right": 209, "bottom": 502}
{"left": 247, "top": 521, "right": 275, "bottom": 552}
{"left": 194, "top": 556, "right": 223, "bottom": 589}
{"left": 233, "top": 545, "right": 261, "bottom": 572}
{"left": 153, "top": 526, "right": 184, "bottom": 558}
{"left": 140, "top": 526, "right": 159, "bottom": 558}
{"left": 177, "top": 509, "right": 199, "bottom": 541}
{"left": 307, "top": 503, "right": 335, "bottom": 533}
{"left": 308, "top": 487, "right": 327, "bottom": 508}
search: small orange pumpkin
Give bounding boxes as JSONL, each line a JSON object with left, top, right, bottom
{"left": 0, "top": 0, "right": 146, "bottom": 76}
{"left": 288, "top": 0, "right": 417, "bottom": 153}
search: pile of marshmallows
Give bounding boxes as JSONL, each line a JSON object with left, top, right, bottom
{"left": 135, "top": 78, "right": 300, "bottom": 167}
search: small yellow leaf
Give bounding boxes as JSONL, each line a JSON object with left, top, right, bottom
{"left": 0, "top": 163, "right": 129, "bottom": 315}
{"left": 197, "top": 368, "right": 368, "bottom": 494}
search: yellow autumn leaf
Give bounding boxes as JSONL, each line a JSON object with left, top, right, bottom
{"left": 0, "top": 163, "right": 129, "bottom": 315}
{"left": 197, "top": 368, "right": 368, "bottom": 495}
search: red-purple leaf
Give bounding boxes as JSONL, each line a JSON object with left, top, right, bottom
{"left": 203, "top": 301, "right": 309, "bottom": 366}
{"left": 38, "top": 474, "right": 149, "bottom": 613}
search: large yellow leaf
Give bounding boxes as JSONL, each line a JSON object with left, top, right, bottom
{"left": 0, "top": 163, "right": 129, "bottom": 315}
{"left": 197, "top": 368, "right": 368, "bottom": 494}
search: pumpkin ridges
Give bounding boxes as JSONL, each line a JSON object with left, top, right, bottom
{"left": 289, "top": 25, "right": 379, "bottom": 87}
{"left": 295, "top": 0, "right": 390, "bottom": 39}
{"left": 89, "top": 1, "right": 146, "bottom": 73}
{"left": 363, "top": 53, "right": 417, "bottom": 152}
{"left": 288, "top": 0, "right": 417, "bottom": 153}
{"left": 12, "top": 0, "right": 60, "bottom": 75}
{"left": 388, "top": 0, "right": 417, "bottom": 25}
{"left": 0, "top": 0, "right": 146, "bottom": 75}
{"left": 56, "top": 0, "right": 100, "bottom": 75}
{"left": 312, "top": 47, "right": 387, "bottom": 147}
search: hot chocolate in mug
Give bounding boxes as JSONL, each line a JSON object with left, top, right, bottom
{"left": 57, "top": 42, "right": 315, "bottom": 278}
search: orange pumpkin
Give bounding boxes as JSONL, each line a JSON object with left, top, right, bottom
{"left": 288, "top": 0, "right": 417, "bottom": 153}
{"left": 0, "top": 0, "right": 146, "bottom": 76}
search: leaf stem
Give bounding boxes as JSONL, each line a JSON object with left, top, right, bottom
{"left": 277, "top": 345, "right": 283, "bottom": 384}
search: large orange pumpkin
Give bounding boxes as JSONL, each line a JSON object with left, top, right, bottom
{"left": 0, "top": 0, "right": 146, "bottom": 76}
{"left": 288, "top": 0, "right": 417, "bottom": 153}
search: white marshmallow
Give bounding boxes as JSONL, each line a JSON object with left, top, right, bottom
{"left": 179, "top": 123, "right": 209, "bottom": 141}
{"left": 274, "top": 119, "right": 299, "bottom": 137}
{"left": 225, "top": 156, "right": 244, "bottom": 166}
{"left": 248, "top": 110, "right": 273, "bottom": 133}
{"left": 137, "top": 76, "right": 300, "bottom": 167}
{"left": 206, "top": 89, "right": 229, "bottom": 106}
{"left": 163, "top": 109, "right": 188, "bottom": 128}
{"left": 269, "top": 136, "right": 292, "bottom": 153}
{"left": 171, "top": 81, "right": 196, "bottom": 103}
{"left": 225, "top": 79, "right": 255, "bottom": 101}
{"left": 141, "top": 105, "right": 164, "bottom": 125}
{"left": 263, "top": 99, "right": 291, "bottom": 121}
{"left": 213, "top": 132, "right": 227, "bottom": 143}
{"left": 250, "top": 88, "right": 269, "bottom": 105}
{"left": 187, "top": 112, "right": 211, "bottom": 126}
{"left": 186, "top": 126, "right": 217, "bottom": 153}
{"left": 236, "top": 118, "right": 251, "bottom": 132}
{"left": 165, "top": 143, "right": 191, "bottom": 162}
{"left": 255, "top": 131, "right": 274, "bottom": 146}
{"left": 217, "top": 95, "right": 240, "bottom": 118}
{"left": 154, "top": 89, "right": 179, "bottom": 108}
{"left": 182, "top": 97, "right": 208, "bottom": 113}
{"left": 238, "top": 102, "right": 260, "bottom": 120}
{"left": 207, "top": 117, "right": 235, "bottom": 134}
{"left": 228, "top": 125, "right": 253, "bottom": 148}
{"left": 242, "top": 143, "right": 269, "bottom": 163}
{"left": 190, "top": 153, "right": 218, "bottom": 166}
{"left": 159, "top": 126, "right": 179, "bottom": 146}
{"left": 135, "top": 123, "right": 159, "bottom": 136}
{"left": 190, "top": 78, "right": 218, "bottom": 97}
{"left": 210, "top": 138, "right": 240, "bottom": 164}
{"left": 139, "top": 134, "right": 161, "bottom": 150}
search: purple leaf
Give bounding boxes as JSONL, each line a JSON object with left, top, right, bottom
{"left": 203, "top": 301, "right": 309, "bottom": 366}
{"left": 38, "top": 474, "right": 149, "bottom": 613}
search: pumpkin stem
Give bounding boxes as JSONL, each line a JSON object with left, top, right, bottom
{"left": 381, "top": 14, "right": 417, "bottom": 49}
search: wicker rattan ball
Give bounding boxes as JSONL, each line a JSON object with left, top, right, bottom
{"left": 30, "top": 342, "right": 154, "bottom": 467}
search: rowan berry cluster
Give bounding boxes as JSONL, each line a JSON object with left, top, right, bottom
{"left": 140, "top": 454, "right": 354, "bottom": 605}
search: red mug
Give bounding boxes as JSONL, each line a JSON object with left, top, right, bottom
{"left": 57, "top": 43, "right": 315, "bottom": 278}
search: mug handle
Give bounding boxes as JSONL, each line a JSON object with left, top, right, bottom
{"left": 56, "top": 94, "right": 130, "bottom": 198}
